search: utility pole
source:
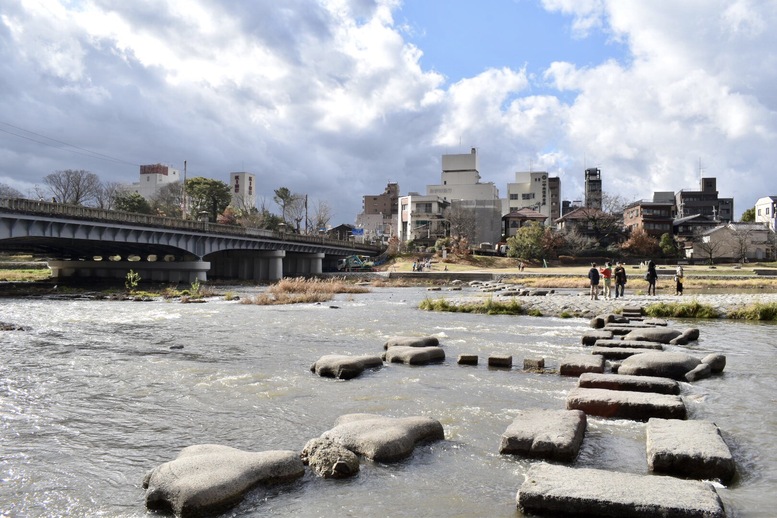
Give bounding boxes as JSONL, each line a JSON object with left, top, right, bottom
{"left": 182, "top": 160, "right": 187, "bottom": 219}
{"left": 305, "top": 194, "right": 308, "bottom": 234}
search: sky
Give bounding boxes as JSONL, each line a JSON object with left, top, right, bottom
{"left": 1, "top": 0, "right": 776, "bottom": 223}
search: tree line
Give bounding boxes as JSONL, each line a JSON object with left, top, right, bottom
{"left": 0, "top": 169, "right": 332, "bottom": 233}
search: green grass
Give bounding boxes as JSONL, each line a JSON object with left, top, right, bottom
{"left": 644, "top": 300, "right": 720, "bottom": 319}
{"left": 419, "top": 297, "right": 527, "bottom": 315}
{"left": 727, "top": 302, "right": 777, "bottom": 321}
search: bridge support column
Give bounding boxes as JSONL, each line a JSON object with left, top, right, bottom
{"left": 47, "top": 260, "right": 210, "bottom": 283}
{"left": 284, "top": 252, "right": 325, "bottom": 276}
{"left": 264, "top": 251, "right": 284, "bottom": 281}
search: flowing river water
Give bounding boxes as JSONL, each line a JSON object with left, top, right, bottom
{"left": 1, "top": 286, "right": 776, "bottom": 517}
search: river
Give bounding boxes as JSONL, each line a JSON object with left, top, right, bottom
{"left": 1, "top": 286, "right": 776, "bottom": 517}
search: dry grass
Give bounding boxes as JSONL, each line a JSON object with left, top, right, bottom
{"left": 241, "top": 277, "right": 369, "bottom": 305}
{"left": 0, "top": 269, "right": 52, "bottom": 282}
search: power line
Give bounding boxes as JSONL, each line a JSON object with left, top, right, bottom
{"left": 0, "top": 120, "right": 140, "bottom": 167}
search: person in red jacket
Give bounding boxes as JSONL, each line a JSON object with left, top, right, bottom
{"left": 599, "top": 262, "right": 613, "bottom": 300}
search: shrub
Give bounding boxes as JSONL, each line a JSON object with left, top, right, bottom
{"left": 644, "top": 300, "right": 719, "bottom": 319}
{"left": 728, "top": 303, "right": 777, "bottom": 321}
{"left": 419, "top": 297, "right": 526, "bottom": 315}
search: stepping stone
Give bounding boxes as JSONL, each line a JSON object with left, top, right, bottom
{"left": 618, "top": 352, "right": 702, "bottom": 381}
{"left": 517, "top": 463, "right": 725, "bottom": 518}
{"left": 590, "top": 346, "right": 649, "bottom": 360}
{"left": 559, "top": 354, "right": 604, "bottom": 377}
{"left": 143, "top": 445, "right": 304, "bottom": 516}
{"left": 383, "top": 336, "right": 439, "bottom": 349}
{"left": 320, "top": 413, "right": 445, "bottom": 462}
{"left": 581, "top": 329, "right": 613, "bottom": 345}
{"left": 602, "top": 326, "right": 644, "bottom": 336}
{"left": 566, "top": 387, "right": 686, "bottom": 420}
{"left": 310, "top": 354, "right": 383, "bottom": 379}
{"left": 383, "top": 346, "right": 445, "bottom": 365}
{"left": 457, "top": 354, "right": 478, "bottom": 365}
{"left": 488, "top": 354, "right": 513, "bottom": 368}
{"left": 647, "top": 418, "right": 736, "bottom": 483}
{"left": 523, "top": 357, "right": 545, "bottom": 370}
{"left": 499, "top": 409, "right": 586, "bottom": 462}
{"left": 593, "top": 339, "right": 664, "bottom": 350}
{"left": 578, "top": 373, "right": 680, "bottom": 395}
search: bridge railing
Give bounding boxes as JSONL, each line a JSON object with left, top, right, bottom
{"left": 0, "top": 198, "right": 381, "bottom": 252}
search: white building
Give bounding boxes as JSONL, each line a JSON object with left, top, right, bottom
{"left": 755, "top": 196, "right": 777, "bottom": 232}
{"left": 426, "top": 148, "right": 501, "bottom": 244}
{"left": 229, "top": 172, "right": 256, "bottom": 211}
{"left": 506, "top": 171, "right": 556, "bottom": 222}
{"left": 132, "top": 164, "right": 180, "bottom": 199}
{"left": 397, "top": 193, "right": 449, "bottom": 245}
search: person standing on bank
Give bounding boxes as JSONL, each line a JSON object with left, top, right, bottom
{"left": 646, "top": 260, "right": 658, "bottom": 296}
{"left": 588, "top": 263, "right": 600, "bottom": 300}
{"left": 675, "top": 264, "right": 684, "bottom": 295}
{"left": 614, "top": 261, "right": 627, "bottom": 299}
{"left": 600, "top": 262, "right": 613, "bottom": 300}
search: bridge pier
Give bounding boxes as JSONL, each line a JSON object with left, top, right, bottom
{"left": 284, "top": 252, "right": 325, "bottom": 276}
{"left": 208, "top": 250, "right": 285, "bottom": 281}
{"left": 47, "top": 260, "right": 210, "bottom": 283}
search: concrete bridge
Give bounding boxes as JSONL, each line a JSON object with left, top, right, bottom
{"left": 0, "top": 198, "right": 382, "bottom": 282}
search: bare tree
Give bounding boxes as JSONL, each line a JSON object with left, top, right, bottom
{"left": 601, "top": 192, "right": 632, "bottom": 214}
{"left": 44, "top": 169, "right": 101, "bottom": 205}
{"left": 0, "top": 183, "right": 24, "bottom": 198}
{"left": 444, "top": 205, "right": 476, "bottom": 240}
{"left": 730, "top": 225, "right": 753, "bottom": 262}
{"left": 149, "top": 182, "right": 183, "bottom": 218}
{"left": 286, "top": 194, "right": 307, "bottom": 233}
{"left": 308, "top": 199, "right": 333, "bottom": 232}
{"left": 694, "top": 232, "right": 726, "bottom": 264}
{"left": 94, "top": 181, "right": 123, "bottom": 210}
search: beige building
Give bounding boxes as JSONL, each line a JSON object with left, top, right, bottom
{"left": 397, "top": 193, "right": 449, "bottom": 246}
{"left": 505, "top": 171, "right": 560, "bottom": 224}
{"left": 687, "top": 222, "right": 773, "bottom": 262}
{"left": 229, "top": 172, "right": 256, "bottom": 211}
{"left": 132, "top": 164, "right": 180, "bottom": 199}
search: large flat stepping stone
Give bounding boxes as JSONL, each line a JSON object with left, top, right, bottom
{"left": 581, "top": 329, "right": 613, "bottom": 345}
{"left": 143, "top": 445, "right": 304, "bottom": 516}
{"left": 618, "top": 352, "right": 702, "bottom": 381}
{"left": 590, "top": 346, "right": 650, "bottom": 360}
{"left": 559, "top": 354, "right": 604, "bottom": 377}
{"left": 601, "top": 325, "right": 645, "bottom": 336}
{"left": 383, "top": 345, "right": 445, "bottom": 365}
{"left": 593, "top": 339, "right": 664, "bottom": 350}
{"left": 310, "top": 354, "right": 383, "bottom": 379}
{"left": 517, "top": 463, "right": 725, "bottom": 518}
{"left": 499, "top": 409, "right": 586, "bottom": 462}
{"left": 320, "top": 413, "right": 445, "bottom": 462}
{"left": 383, "top": 336, "right": 439, "bottom": 349}
{"left": 624, "top": 327, "right": 698, "bottom": 344}
{"left": 647, "top": 418, "right": 736, "bottom": 483}
{"left": 578, "top": 373, "right": 680, "bottom": 395}
{"left": 566, "top": 387, "right": 686, "bottom": 420}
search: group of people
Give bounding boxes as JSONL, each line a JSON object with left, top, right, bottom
{"left": 412, "top": 259, "right": 433, "bottom": 272}
{"left": 589, "top": 259, "right": 685, "bottom": 299}
{"left": 587, "top": 261, "right": 628, "bottom": 300}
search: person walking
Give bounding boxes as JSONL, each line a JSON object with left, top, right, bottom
{"left": 675, "top": 264, "right": 684, "bottom": 295}
{"left": 614, "top": 261, "right": 627, "bottom": 299}
{"left": 588, "top": 262, "right": 600, "bottom": 300}
{"left": 646, "top": 260, "right": 658, "bottom": 296}
{"left": 600, "top": 262, "right": 613, "bottom": 300}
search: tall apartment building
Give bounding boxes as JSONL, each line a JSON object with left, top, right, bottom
{"left": 505, "top": 171, "right": 560, "bottom": 224}
{"left": 675, "top": 177, "right": 734, "bottom": 222}
{"left": 229, "top": 172, "right": 256, "bottom": 211}
{"left": 584, "top": 168, "right": 602, "bottom": 210}
{"left": 426, "top": 148, "right": 501, "bottom": 244}
{"left": 132, "top": 164, "right": 180, "bottom": 199}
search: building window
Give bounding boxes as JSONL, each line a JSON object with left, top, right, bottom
{"left": 522, "top": 193, "right": 535, "bottom": 200}
{"left": 510, "top": 194, "right": 518, "bottom": 200}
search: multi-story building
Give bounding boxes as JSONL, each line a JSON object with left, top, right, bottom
{"left": 584, "top": 168, "right": 602, "bottom": 210}
{"left": 505, "top": 171, "right": 561, "bottom": 224}
{"left": 356, "top": 182, "right": 399, "bottom": 241}
{"left": 675, "top": 177, "right": 734, "bottom": 222}
{"left": 229, "top": 172, "right": 256, "bottom": 211}
{"left": 132, "top": 164, "right": 180, "bottom": 200}
{"left": 426, "top": 148, "right": 501, "bottom": 244}
{"left": 755, "top": 196, "right": 777, "bottom": 232}
{"left": 502, "top": 207, "right": 547, "bottom": 238}
{"left": 623, "top": 195, "right": 675, "bottom": 238}
{"left": 687, "top": 222, "right": 773, "bottom": 262}
{"left": 397, "top": 193, "right": 449, "bottom": 246}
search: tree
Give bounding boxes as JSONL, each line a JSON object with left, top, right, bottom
{"left": 273, "top": 187, "right": 295, "bottom": 222}
{"left": 113, "top": 191, "right": 152, "bottom": 214}
{"left": 620, "top": 228, "right": 660, "bottom": 257}
{"left": 94, "top": 181, "right": 123, "bottom": 210}
{"left": 150, "top": 182, "right": 183, "bottom": 218}
{"left": 730, "top": 225, "right": 753, "bottom": 262}
{"left": 540, "top": 227, "right": 565, "bottom": 259}
{"left": 506, "top": 222, "right": 544, "bottom": 260}
{"left": 308, "top": 199, "right": 333, "bottom": 232}
{"left": 659, "top": 232, "right": 680, "bottom": 257}
{"left": 601, "top": 192, "right": 631, "bottom": 214}
{"left": 286, "top": 194, "right": 307, "bottom": 232}
{"left": 444, "top": 205, "right": 477, "bottom": 240}
{"left": 741, "top": 207, "right": 755, "bottom": 222}
{"left": 44, "top": 169, "right": 101, "bottom": 205}
{"left": 558, "top": 228, "right": 597, "bottom": 256}
{"left": 0, "top": 183, "right": 24, "bottom": 198}
{"left": 694, "top": 232, "right": 725, "bottom": 264}
{"left": 217, "top": 206, "right": 239, "bottom": 225}
{"left": 185, "top": 177, "right": 231, "bottom": 222}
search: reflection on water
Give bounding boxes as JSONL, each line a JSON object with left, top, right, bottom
{"left": 1, "top": 288, "right": 776, "bottom": 517}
